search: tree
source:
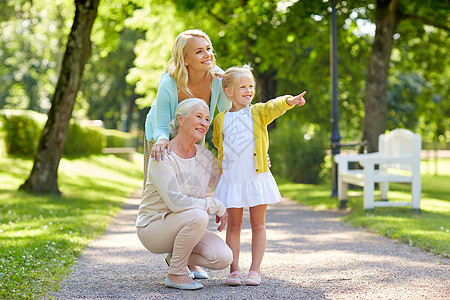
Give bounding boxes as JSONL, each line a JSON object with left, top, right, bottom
{"left": 0, "top": 0, "right": 73, "bottom": 112}
{"left": 124, "top": 1, "right": 183, "bottom": 109}
{"left": 390, "top": 13, "right": 449, "bottom": 149}
{"left": 20, "top": 0, "right": 100, "bottom": 194}
{"left": 171, "top": 1, "right": 329, "bottom": 103}
{"left": 167, "top": 0, "right": 334, "bottom": 128}
{"left": 0, "top": 0, "right": 21, "bottom": 21}
{"left": 81, "top": 28, "right": 143, "bottom": 131}
{"left": 170, "top": 0, "right": 449, "bottom": 149}
{"left": 363, "top": 0, "right": 449, "bottom": 152}
{"left": 81, "top": 0, "right": 145, "bottom": 131}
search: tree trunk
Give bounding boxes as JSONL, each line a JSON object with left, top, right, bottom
{"left": 363, "top": 0, "right": 401, "bottom": 152}
{"left": 20, "top": 0, "right": 100, "bottom": 194}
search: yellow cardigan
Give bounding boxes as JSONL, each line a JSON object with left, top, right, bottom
{"left": 212, "top": 95, "right": 294, "bottom": 174}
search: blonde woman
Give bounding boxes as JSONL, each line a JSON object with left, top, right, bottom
{"left": 145, "top": 29, "right": 231, "bottom": 161}
{"left": 143, "top": 29, "right": 231, "bottom": 279}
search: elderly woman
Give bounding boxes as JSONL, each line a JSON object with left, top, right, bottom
{"left": 143, "top": 29, "right": 231, "bottom": 279}
{"left": 137, "top": 98, "right": 233, "bottom": 290}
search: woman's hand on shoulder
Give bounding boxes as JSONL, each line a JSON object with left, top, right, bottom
{"left": 151, "top": 139, "right": 170, "bottom": 161}
{"left": 216, "top": 211, "right": 228, "bottom": 232}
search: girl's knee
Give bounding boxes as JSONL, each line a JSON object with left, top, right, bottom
{"left": 228, "top": 223, "right": 242, "bottom": 232}
{"left": 250, "top": 222, "right": 266, "bottom": 232}
{"left": 227, "top": 217, "right": 243, "bottom": 232}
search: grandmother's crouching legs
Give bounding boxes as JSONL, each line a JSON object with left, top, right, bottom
{"left": 137, "top": 209, "right": 210, "bottom": 276}
{"left": 168, "top": 209, "right": 211, "bottom": 275}
{"left": 188, "top": 230, "right": 233, "bottom": 270}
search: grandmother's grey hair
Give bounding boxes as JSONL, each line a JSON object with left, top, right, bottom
{"left": 169, "top": 98, "right": 209, "bottom": 137}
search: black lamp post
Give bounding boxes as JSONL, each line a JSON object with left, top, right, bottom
{"left": 330, "top": 0, "right": 341, "bottom": 197}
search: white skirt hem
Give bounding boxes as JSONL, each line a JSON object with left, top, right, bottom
{"left": 214, "top": 172, "right": 281, "bottom": 209}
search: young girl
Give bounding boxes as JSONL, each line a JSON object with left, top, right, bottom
{"left": 212, "top": 65, "right": 306, "bottom": 286}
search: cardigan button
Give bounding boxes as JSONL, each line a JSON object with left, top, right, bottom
{"left": 256, "top": 169, "right": 259, "bottom": 171}
{"left": 254, "top": 153, "right": 256, "bottom": 156}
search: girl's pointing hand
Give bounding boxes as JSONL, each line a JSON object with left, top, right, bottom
{"left": 286, "top": 91, "right": 307, "bottom": 106}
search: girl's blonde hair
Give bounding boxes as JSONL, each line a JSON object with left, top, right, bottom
{"left": 169, "top": 98, "right": 209, "bottom": 137}
{"left": 222, "top": 64, "right": 255, "bottom": 94}
{"left": 166, "top": 29, "right": 216, "bottom": 98}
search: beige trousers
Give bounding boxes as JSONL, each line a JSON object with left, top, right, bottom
{"left": 137, "top": 208, "right": 232, "bottom": 275}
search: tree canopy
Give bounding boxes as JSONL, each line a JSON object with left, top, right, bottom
{"left": 1, "top": 0, "right": 448, "bottom": 146}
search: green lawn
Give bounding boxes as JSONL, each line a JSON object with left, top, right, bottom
{"left": 0, "top": 154, "right": 142, "bottom": 299}
{"left": 277, "top": 158, "right": 450, "bottom": 258}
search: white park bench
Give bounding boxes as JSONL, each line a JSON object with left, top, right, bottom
{"left": 335, "top": 129, "right": 421, "bottom": 210}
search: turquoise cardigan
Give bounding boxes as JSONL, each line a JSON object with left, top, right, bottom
{"left": 145, "top": 71, "right": 231, "bottom": 141}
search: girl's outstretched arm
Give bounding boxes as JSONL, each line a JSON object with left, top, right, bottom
{"left": 286, "top": 91, "right": 307, "bottom": 106}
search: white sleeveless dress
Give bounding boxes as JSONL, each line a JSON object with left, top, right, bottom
{"left": 214, "top": 106, "right": 281, "bottom": 208}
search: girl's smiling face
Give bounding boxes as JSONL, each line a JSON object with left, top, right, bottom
{"left": 226, "top": 75, "right": 255, "bottom": 111}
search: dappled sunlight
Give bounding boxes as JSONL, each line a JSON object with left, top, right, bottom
{"left": 278, "top": 182, "right": 338, "bottom": 209}
{"left": 271, "top": 173, "right": 449, "bottom": 258}
{"left": 59, "top": 155, "right": 142, "bottom": 181}
{"left": 0, "top": 0, "right": 447, "bottom": 297}
{"left": 421, "top": 158, "right": 450, "bottom": 176}
{"left": 0, "top": 154, "right": 142, "bottom": 299}
{"left": 421, "top": 198, "right": 450, "bottom": 212}
{"left": 265, "top": 225, "right": 372, "bottom": 254}
{"left": 0, "top": 156, "right": 33, "bottom": 188}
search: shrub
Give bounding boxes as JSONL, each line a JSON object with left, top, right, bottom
{"left": 63, "top": 123, "right": 105, "bottom": 157}
{"left": 269, "top": 119, "right": 327, "bottom": 184}
{"left": 0, "top": 110, "right": 45, "bottom": 156}
{"left": 0, "top": 109, "right": 136, "bottom": 158}
{"left": 103, "top": 129, "right": 137, "bottom": 148}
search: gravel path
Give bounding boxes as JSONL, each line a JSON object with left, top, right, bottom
{"left": 52, "top": 189, "right": 449, "bottom": 299}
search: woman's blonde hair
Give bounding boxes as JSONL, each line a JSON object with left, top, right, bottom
{"left": 166, "top": 29, "right": 216, "bottom": 98}
{"left": 222, "top": 64, "right": 255, "bottom": 94}
{"left": 169, "top": 98, "right": 209, "bottom": 137}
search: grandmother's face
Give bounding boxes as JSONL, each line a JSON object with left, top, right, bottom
{"left": 179, "top": 104, "right": 210, "bottom": 142}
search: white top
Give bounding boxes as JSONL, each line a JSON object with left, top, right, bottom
{"left": 136, "top": 144, "right": 226, "bottom": 227}
{"left": 214, "top": 106, "right": 281, "bottom": 208}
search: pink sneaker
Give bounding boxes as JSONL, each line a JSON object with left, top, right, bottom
{"left": 226, "top": 271, "right": 242, "bottom": 286}
{"left": 244, "top": 271, "right": 261, "bottom": 286}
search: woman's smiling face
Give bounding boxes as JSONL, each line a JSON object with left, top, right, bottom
{"left": 179, "top": 103, "right": 210, "bottom": 141}
{"left": 184, "top": 37, "right": 214, "bottom": 72}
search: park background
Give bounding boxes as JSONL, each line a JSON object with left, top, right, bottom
{"left": 0, "top": 0, "right": 449, "bottom": 299}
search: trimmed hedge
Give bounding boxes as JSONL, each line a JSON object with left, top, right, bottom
{"left": 63, "top": 123, "right": 104, "bottom": 157}
{"left": 0, "top": 109, "right": 137, "bottom": 157}
{"left": 103, "top": 129, "right": 137, "bottom": 148}
{"left": 0, "top": 110, "right": 45, "bottom": 156}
